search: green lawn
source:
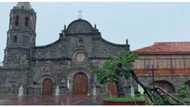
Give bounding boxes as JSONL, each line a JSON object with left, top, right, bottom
{"left": 180, "top": 97, "right": 190, "bottom": 104}
{"left": 104, "top": 95, "right": 145, "bottom": 102}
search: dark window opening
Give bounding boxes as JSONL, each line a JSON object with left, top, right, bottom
{"left": 13, "top": 36, "right": 17, "bottom": 43}
{"left": 33, "top": 82, "right": 37, "bottom": 85}
{"left": 15, "top": 16, "right": 19, "bottom": 26}
{"left": 79, "top": 38, "right": 83, "bottom": 43}
{"left": 25, "top": 17, "right": 29, "bottom": 26}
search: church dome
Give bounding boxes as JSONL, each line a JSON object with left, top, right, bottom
{"left": 67, "top": 19, "right": 93, "bottom": 34}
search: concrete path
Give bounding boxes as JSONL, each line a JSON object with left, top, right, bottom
{"left": 0, "top": 95, "right": 103, "bottom": 105}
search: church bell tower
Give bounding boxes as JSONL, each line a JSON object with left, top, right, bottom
{"left": 3, "top": 2, "right": 36, "bottom": 67}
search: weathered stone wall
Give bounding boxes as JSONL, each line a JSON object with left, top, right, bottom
{"left": 26, "top": 59, "right": 70, "bottom": 96}
{"left": 0, "top": 67, "right": 28, "bottom": 96}
{"left": 92, "top": 37, "right": 128, "bottom": 57}
{"left": 4, "top": 49, "right": 30, "bottom": 69}
{"left": 34, "top": 39, "right": 66, "bottom": 59}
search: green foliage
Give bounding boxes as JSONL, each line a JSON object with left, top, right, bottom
{"left": 177, "top": 84, "right": 190, "bottom": 98}
{"left": 96, "top": 50, "right": 137, "bottom": 84}
{"left": 153, "top": 95, "right": 174, "bottom": 105}
{"left": 96, "top": 59, "right": 117, "bottom": 84}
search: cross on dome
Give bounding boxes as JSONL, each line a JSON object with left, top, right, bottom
{"left": 78, "top": 10, "right": 83, "bottom": 19}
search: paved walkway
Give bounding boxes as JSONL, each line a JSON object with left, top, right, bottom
{"left": 0, "top": 95, "right": 103, "bottom": 105}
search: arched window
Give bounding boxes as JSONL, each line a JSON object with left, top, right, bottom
{"left": 151, "top": 80, "right": 175, "bottom": 93}
{"left": 25, "top": 17, "right": 29, "bottom": 26}
{"left": 13, "top": 35, "right": 17, "bottom": 43}
{"left": 15, "top": 15, "right": 19, "bottom": 26}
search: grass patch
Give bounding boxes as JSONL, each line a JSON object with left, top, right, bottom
{"left": 104, "top": 95, "right": 145, "bottom": 102}
{"left": 181, "top": 97, "right": 190, "bottom": 103}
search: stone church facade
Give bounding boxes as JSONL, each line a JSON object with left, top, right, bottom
{"left": 0, "top": 3, "right": 129, "bottom": 96}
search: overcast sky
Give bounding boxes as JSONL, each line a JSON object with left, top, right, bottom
{"left": 0, "top": 2, "right": 190, "bottom": 62}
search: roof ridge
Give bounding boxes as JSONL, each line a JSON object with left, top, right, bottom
{"left": 154, "top": 42, "right": 190, "bottom": 45}
{"left": 134, "top": 41, "right": 190, "bottom": 54}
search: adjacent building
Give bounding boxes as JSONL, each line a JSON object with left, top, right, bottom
{"left": 133, "top": 42, "right": 190, "bottom": 93}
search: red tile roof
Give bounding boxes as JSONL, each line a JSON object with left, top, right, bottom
{"left": 134, "top": 42, "right": 190, "bottom": 55}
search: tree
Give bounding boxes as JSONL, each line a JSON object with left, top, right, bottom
{"left": 96, "top": 50, "right": 137, "bottom": 97}
{"left": 177, "top": 84, "right": 190, "bottom": 98}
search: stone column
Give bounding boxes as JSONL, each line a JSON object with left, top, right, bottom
{"left": 130, "top": 76, "right": 135, "bottom": 96}
{"left": 67, "top": 79, "right": 71, "bottom": 95}
{"left": 92, "top": 74, "right": 97, "bottom": 96}
{"left": 90, "top": 73, "right": 96, "bottom": 96}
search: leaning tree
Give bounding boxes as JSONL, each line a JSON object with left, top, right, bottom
{"left": 96, "top": 50, "right": 137, "bottom": 97}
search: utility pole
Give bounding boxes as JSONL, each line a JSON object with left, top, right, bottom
{"left": 151, "top": 64, "right": 155, "bottom": 89}
{"left": 146, "top": 64, "right": 155, "bottom": 89}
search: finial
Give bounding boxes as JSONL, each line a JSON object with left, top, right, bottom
{"left": 78, "top": 10, "right": 83, "bottom": 19}
{"left": 126, "top": 39, "right": 130, "bottom": 50}
{"left": 64, "top": 25, "right": 66, "bottom": 30}
{"left": 59, "top": 33, "right": 63, "bottom": 37}
{"left": 126, "top": 39, "right": 128, "bottom": 44}
{"left": 94, "top": 24, "right": 97, "bottom": 29}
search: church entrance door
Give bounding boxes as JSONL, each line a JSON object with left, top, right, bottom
{"left": 42, "top": 78, "right": 53, "bottom": 96}
{"left": 73, "top": 72, "right": 88, "bottom": 96}
{"left": 107, "top": 82, "right": 118, "bottom": 97}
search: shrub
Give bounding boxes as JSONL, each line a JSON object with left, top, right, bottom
{"left": 177, "top": 84, "right": 190, "bottom": 98}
